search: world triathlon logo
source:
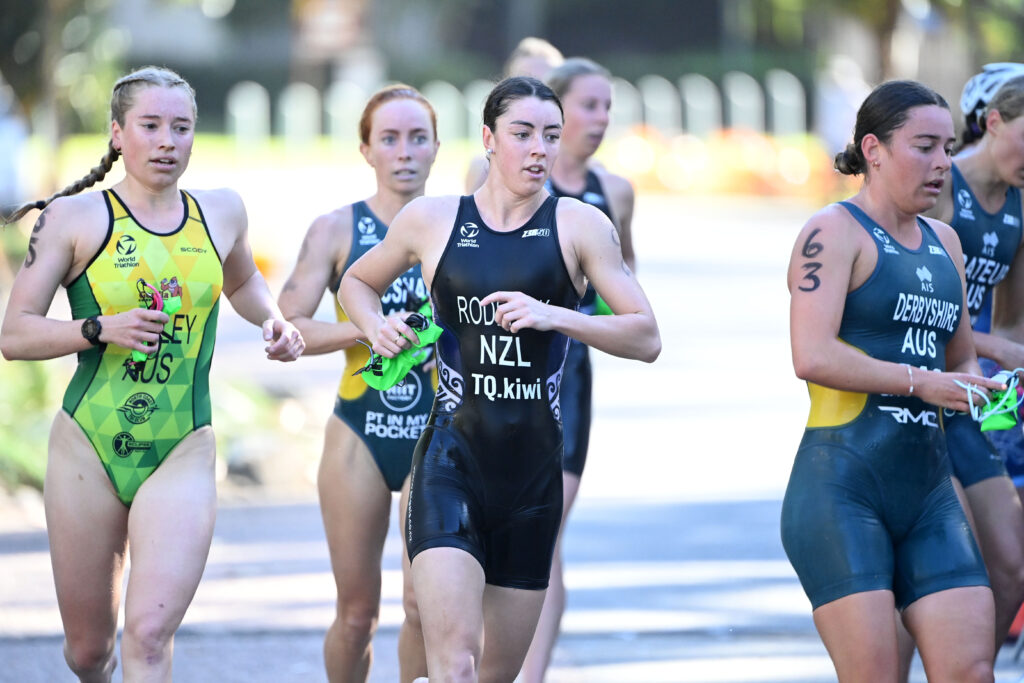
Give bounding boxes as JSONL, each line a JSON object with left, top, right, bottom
{"left": 112, "top": 432, "right": 152, "bottom": 458}
{"left": 116, "top": 235, "right": 137, "bottom": 255}
{"left": 957, "top": 189, "right": 973, "bottom": 209}
{"left": 357, "top": 216, "right": 380, "bottom": 246}
{"left": 117, "top": 392, "right": 159, "bottom": 424}
{"left": 457, "top": 222, "right": 480, "bottom": 248}
{"left": 380, "top": 370, "right": 422, "bottom": 412}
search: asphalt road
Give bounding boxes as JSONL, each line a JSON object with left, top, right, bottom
{"left": 2, "top": 195, "right": 1023, "bottom": 681}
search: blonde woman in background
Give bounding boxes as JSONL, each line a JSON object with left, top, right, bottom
{"left": 463, "top": 37, "right": 564, "bottom": 193}
{"left": 519, "top": 56, "right": 636, "bottom": 682}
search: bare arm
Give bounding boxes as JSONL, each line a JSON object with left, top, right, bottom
{"left": 484, "top": 202, "right": 660, "bottom": 362}
{"left": 1, "top": 197, "right": 168, "bottom": 360}
{"left": 930, "top": 220, "right": 986, "bottom": 377}
{"left": 277, "top": 209, "right": 365, "bottom": 356}
{"left": 987, "top": 225, "right": 1024, "bottom": 368}
{"left": 206, "top": 189, "right": 304, "bottom": 362}
{"left": 601, "top": 170, "right": 636, "bottom": 272}
{"left": 464, "top": 155, "right": 489, "bottom": 194}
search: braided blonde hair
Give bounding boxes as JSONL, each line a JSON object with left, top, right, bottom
{"left": 4, "top": 66, "right": 196, "bottom": 225}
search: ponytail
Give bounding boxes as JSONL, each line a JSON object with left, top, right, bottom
{"left": 3, "top": 141, "right": 121, "bottom": 225}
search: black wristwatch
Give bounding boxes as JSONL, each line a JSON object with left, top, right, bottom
{"left": 81, "top": 315, "right": 102, "bottom": 346}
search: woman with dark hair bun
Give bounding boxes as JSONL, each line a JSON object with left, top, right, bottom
{"left": 339, "top": 75, "right": 660, "bottom": 682}
{"left": 782, "top": 80, "right": 1001, "bottom": 681}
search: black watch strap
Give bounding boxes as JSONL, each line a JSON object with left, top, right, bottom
{"left": 81, "top": 315, "right": 102, "bottom": 346}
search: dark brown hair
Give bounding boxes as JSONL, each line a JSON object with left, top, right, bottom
{"left": 834, "top": 80, "right": 948, "bottom": 176}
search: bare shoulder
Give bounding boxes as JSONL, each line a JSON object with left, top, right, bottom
{"left": 592, "top": 167, "right": 634, "bottom": 203}
{"left": 46, "top": 191, "right": 109, "bottom": 252}
{"left": 306, "top": 204, "right": 354, "bottom": 245}
{"left": 555, "top": 195, "right": 615, "bottom": 233}
{"left": 789, "top": 202, "right": 871, "bottom": 260}
{"left": 46, "top": 191, "right": 108, "bottom": 230}
{"left": 392, "top": 194, "right": 461, "bottom": 236}
{"left": 403, "top": 194, "right": 461, "bottom": 220}
{"left": 464, "top": 156, "right": 489, "bottom": 193}
{"left": 920, "top": 215, "right": 962, "bottom": 258}
{"left": 188, "top": 187, "right": 246, "bottom": 227}
{"left": 801, "top": 202, "right": 860, "bottom": 236}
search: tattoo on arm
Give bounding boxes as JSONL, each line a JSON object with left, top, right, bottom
{"left": 798, "top": 228, "right": 823, "bottom": 292}
{"left": 609, "top": 227, "right": 621, "bottom": 247}
{"left": 24, "top": 210, "right": 47, "bottom": 267}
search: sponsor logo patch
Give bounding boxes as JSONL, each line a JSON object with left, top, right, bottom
{"left": 112, "top": 432, "right": 152, "bottom": 458}
{"left": 117, "top": 392, "right": 159, "bottom": 425}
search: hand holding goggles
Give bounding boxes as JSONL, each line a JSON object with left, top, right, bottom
{"left": 130, "top": 279, "right": 182, "bottom": 363}
{"left": 955, "top": 368, "right": 1024, "bottom": 432}
{"left": 354, "top": 302, "right": 443, "bottom": 391}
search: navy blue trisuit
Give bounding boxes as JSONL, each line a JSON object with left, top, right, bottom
{"left": 780, "top": 201, "right": 989, "bottom": 610}
{"left": 327, "top": 201, "right": 436, "bottom": 491}
{"left": 544, "top": 170, "right": 615, "bottom": 477}
{"left": 406, "top": 195, "right": 581, "bottom": 589}
{"left": 943, "top": 163, "right": 1024, "bottom": 487}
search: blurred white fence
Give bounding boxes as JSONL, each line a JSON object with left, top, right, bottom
{"left": 227, "top": 69, "right": 815, "bottom": 145}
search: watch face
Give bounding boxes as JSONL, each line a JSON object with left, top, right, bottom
{"left": 82, "top": 317, "right": 100, "bottom": 342}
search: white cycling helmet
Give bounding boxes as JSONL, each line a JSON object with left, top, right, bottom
{"left": 960, "top": 62, "right": 1024, "bottom": 120}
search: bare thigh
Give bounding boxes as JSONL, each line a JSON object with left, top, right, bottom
{"left": 123, "top": 425, "right": 217, "bottom": 639}
{"left": 45, "top": 411, "right": 129, "bottom": 654}
{"left": 964, "top": 475, "right": 1024, "bottom": 574}
{"left": 318, "top": 416, "right": 393, "bottom": 603}
{"left": 904, "top": 585, "right": 994, "bottom": 681}
{"left": 813, "top": 590, "right": 900, "bottom": 683}
{"left": 413, "top": 547, "right": 487, "bottom": 677}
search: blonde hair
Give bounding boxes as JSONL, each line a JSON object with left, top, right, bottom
{"left": 546, "top": 57, "right": 611, "bottom": 100}
{"left": 503, "top": 37, "right": 564, "bottom": 78}
{"left": 4, "top": 66, "right": 196, "bottom": 225}
{"left": 985, "top": 75, "right": 1024, "bottom": 128}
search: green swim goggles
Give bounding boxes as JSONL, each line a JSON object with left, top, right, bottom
{"left": 955, "top": 369, "right": 1024, "bottom": 432}
{"left": 354, "top": 302, "right": 443, "bottom": 391}
{"left": 126, "top": 278, "right": 182, "bottom": 372}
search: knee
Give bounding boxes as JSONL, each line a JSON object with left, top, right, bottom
{"left": 334, "top": 598, "right": 379, "bottom": 646}
{"left": 123, "top": 612, "right": 175, "bottom": 663}
{"left": 403, "top": 592, "right": 422, "bottom": 631}
{"left": 960, "top": 658, "right": 994, "bottom": 683}
{"left": 64, "top": 636, "right": 116, "bottom": 677}
{"left": 434, "top": 650, "right": 477, "bottom": 682}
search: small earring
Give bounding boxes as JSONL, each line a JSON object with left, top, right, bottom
{"left": 871, "top": 161, "right": 880, "bottom": 169}
{"left": 486, "top": 148, "right": 494, "bottom": 158}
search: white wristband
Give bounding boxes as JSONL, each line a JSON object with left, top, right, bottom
{"left": 905, "top": 364, "right": 914, "bottom": 396}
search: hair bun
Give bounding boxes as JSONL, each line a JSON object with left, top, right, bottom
{"left": 834, "top": 143, "right": 863, "bottom": 176}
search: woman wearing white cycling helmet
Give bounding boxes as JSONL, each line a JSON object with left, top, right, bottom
{"left": 959, "top": 63, "right": 1024, "bottom": 149}
{"left": 923, "top": 70, "right": 1024, "bottom": 661}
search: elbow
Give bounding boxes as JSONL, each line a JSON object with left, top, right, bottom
{"left": 634, "top": 327, "right": 661, "bottom": 363}
{"left": 792, "top": 354, "right": 825, "bottom": 383}
{"left": 640, "top": 336, "right": 661, "bottom": 363}
{"left": 1, "top": 335, "right": 21, "bottom": 361}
